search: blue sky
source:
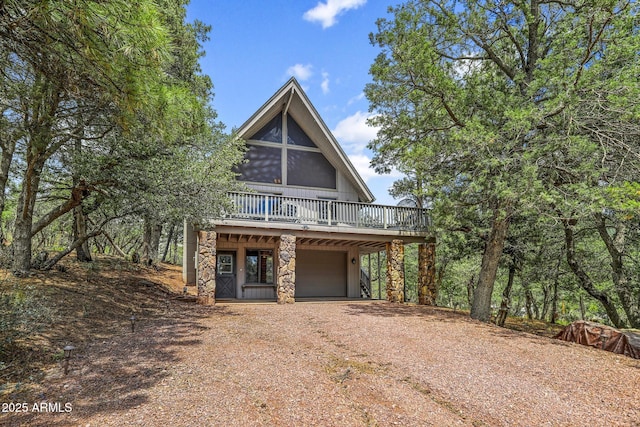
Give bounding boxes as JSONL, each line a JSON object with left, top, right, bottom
{"left": 186, "top": 0, "right": 403, "bottom": 205}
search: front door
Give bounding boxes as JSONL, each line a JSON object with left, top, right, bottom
{"left": 216, "top": 252, "right": 236, "bottom": 298}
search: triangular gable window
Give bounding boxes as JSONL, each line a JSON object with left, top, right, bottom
{"left": 249, "top": 114, "right": 282, "bottom": 143}
{"left": 240, "top": 110, "right": 335, "bottom": 189}
{"left": 286, "top": 114, "right": 317, "bottom": 147}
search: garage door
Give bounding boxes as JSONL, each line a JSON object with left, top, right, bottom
{"left": 296, "top": 250, "right": 347, "bottom": 297}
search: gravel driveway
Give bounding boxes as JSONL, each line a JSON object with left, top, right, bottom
{"left": 8, "top": 301, "right": 640, "bottom": 426}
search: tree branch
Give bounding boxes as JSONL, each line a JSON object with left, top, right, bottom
{"left": 30, "top": 180, "right": 92, "bottom": 237}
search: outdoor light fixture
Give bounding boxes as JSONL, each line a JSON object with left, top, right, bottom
{"left": 63, "top": 345, "right": 75, "bottom": 375}
{"left": 351, "top": 258, "right": 356, "bottom": 264}
{"left": 130, "top": 314, "right": 137, "bottom": 333}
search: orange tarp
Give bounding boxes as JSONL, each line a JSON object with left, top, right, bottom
{"left": 554, "top": 320, "right": 640, "bottom": 359}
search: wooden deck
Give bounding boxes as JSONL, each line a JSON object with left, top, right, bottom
{"left": 223, "top": 192, "right": 431, "bottom": 232}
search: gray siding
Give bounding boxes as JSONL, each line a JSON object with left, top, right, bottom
{"left": 242, "top": 286, "right": 276, "bottom": 299}
{"left": 217, "top": 240, "right": 277, "bottom": 300}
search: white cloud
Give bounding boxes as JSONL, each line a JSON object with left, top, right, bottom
{"left": 335, "top": 112, "right": 403, "bottom": 198}
{"left": 346, "top": 153, "right": 402, "bottom": 185}
{"left": 347, "top": 153, "right": 378, "bottom": 183}
{"left": 321, "top": 72, "right": 330, "bottom": 94}
{"left": 303, "top": 0, "right": 367, "bottom": 29}
{"left": 332, "top": 110, "right": 379, "bottom": 152}
{"left": 334, "top": 111, "right": 404, "bottom": 187}
{"left": 347, "top": 92, "right": 365, "bottom": 105}
{"left": 286, "top": 63, "right": 313, "bottom": 81}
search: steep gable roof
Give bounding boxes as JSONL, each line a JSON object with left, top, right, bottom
{"left": 236, "top": 78, "right": 375, "bottom": 203}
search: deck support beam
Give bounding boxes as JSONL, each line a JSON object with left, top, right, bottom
{"left": 197, "top": 230, "right": 217, "bottom": 305}
{"left": 277, "top": 234, "right": 296, "bottom": 304}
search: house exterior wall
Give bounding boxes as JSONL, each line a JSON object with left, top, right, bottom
{"left": 182, "top": 220, "right": 197, "bottom": 284}
{"left": 205, "top": 237, "right": 362, "bottom": 300}
{"left": 293, "top": 243, "right": 360, "bottom": 298}
{"left": 296, "top": 250, "right": 347, "bottom": 297}
{"left": 217, "top": 239, "right": 276, "bottom": 299}
{"left": 186, "top": 79, "right": 432, "bottom": 303}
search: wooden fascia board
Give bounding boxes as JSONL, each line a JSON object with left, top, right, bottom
{"left": 210, "top": 219, "right": 431, "bottom": 243}
{"left": 236, "top": 79, "right": 296, "bottom": 138}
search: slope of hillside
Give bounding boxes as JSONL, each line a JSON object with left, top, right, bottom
{"left": 1, "top": 258, "right": 638, "bottom": 426}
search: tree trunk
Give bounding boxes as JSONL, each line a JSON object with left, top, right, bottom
{"left": 541, "top": 283, "right": 551, "bottom": 321}
{"left": 12, "top": 155, "right": 46, "bottom": 273}
{"left": 0, "top": 137, "right": 17, "bottom": 244}
{"left": 73, "top": 205, "right": 92, "bottom": 262}
{"left": 102, "top": 231, "right": 127, "bottom": 258}
{"left": 94, "top": 235, "right": 106, "bottom": 254}
{"left": 125, "top": 236, "right": 142, "bottom": 256}
{"left": 171, "top": 229, "right": 179, "bottom": 265}
{"left": 42, "top": 229, "right": 103, "bottom": 270}
{"left": 543, "top": 254, "right": 562, "bottom": 323}
{"left": 594, "top": 214, "right": 640, "bottom": 328}
{"left": 12, "top": 76, "right": 62, "bottom": 273}
{"left": 525, "top": 289, "right": 535, "bottom": 320}
{"left": 549, "top": 277, "right": 559, "bottom": 324}
{"left": 562, "top": 218, "right": 625, "bottom": 328}
{"left": 466, "top": 274, "right": 475, "bottom": 308}
{"left": 72, "top": 130, "right": 91, "bottom": 262}
{"left": 471, "top": 202, "right": 511, "bottom": 322}
{"left": 161, "top": 222, "right": 176, "bottom": 262}
{"left": 496, "top": 261, "right": 516, "bottom": 327}
{"left": 142, "top": 218, "right": 162, "bottom": 265}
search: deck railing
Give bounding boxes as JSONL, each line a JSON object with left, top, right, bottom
{"left": 223, "top": 192, "right": 431, "bottom": 231}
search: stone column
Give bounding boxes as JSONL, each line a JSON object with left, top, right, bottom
{"left": 386, "top": 239, "right": 405, "bottom": 303}
{"left": 197, "top": 230, "right": 216, "bottom": 305}
{"left": 277, "top": 234, "right": 296, "bottom": 304}
{"left": 418, "top": 242, "right": 437, "bottom": 305}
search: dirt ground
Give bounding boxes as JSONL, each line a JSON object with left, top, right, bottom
{"left": 1, "top": 261, "right": 639, "bottom": 426}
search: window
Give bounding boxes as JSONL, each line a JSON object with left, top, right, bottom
{"left": 287, "top": 150, "right": 336, "bottom": 189}
{"left": 239, "top": 111, "right": 336, "bottom": 189}
{"left": 249, "top": 115, "right": 282, "bottom": 143}
{"left": 287, "top": 114, "right": 317, "bottom": 147}
{"left": 217, "top": 254, "right": 233, "bottom": 274}
{"left": 245, "top": 250, "right": 274, "bottom": 284}
{"left": 235, "top": 145, "right": 282, "bottom": 184}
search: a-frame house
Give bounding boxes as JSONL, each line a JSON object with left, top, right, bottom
{"left": 183, "top": 78, "right": 435, "bottom": 304}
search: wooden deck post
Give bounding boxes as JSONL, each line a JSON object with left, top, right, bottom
{"left": 418, "top": 242, "right": 437, "bottom": 305}
{"left": 197, "top": 230, "right": 216, "bottom": 305}
{"left": 277, "top": 234, "right": 296, "bottom": 304}
{"left": 386, "top": 239, "right": 404, "bottom": 303}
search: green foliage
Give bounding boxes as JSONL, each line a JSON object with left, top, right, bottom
{"left": 366, "top": 0, "right": 640, "bottom": 324}
{"left": 361, "top": 251, "right": 388, "bottom": 299}
{"left": 0, "top": 0, "right": 244, "bottom": 269}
